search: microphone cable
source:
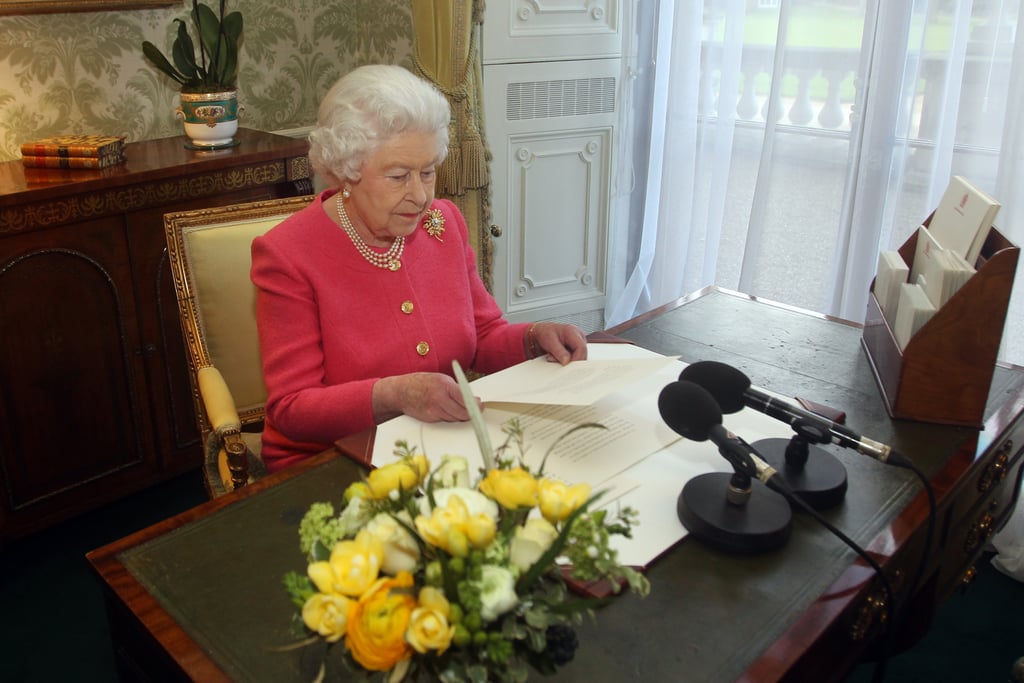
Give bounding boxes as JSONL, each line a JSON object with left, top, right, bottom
{"left": 758, "top": 462, "right": 895, "bottom": 645}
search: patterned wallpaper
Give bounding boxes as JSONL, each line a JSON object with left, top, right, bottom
{"left": 0, "top": 0, "right": 413, "bottom": 161}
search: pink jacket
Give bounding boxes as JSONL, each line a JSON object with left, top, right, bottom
{"left": 251, "top": 191, "right": 529, "bottom": 471}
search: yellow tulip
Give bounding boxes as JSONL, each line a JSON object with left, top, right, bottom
{"left": 479, "top": 468, "right": 538, "bottom": 510}
{"left": 365, "top": 455, "right": 430, "bottom": 500}
{"left": 463, "top": 513, "right": 497, "bottom": 549}
{"left": 538, "top": 478, "right": 591, "bottom": 523}
{"left": 415, "top": 496, "right": 471, "bottom": 557}
{"left": 344, "top": 481, "right": 370, "bottom": 501}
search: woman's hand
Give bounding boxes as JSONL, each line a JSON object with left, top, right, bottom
{"left": 528, "top": 322, "right": 588, "bottom": 365}
{"left": 372, "top": 372, "right": 481, "bottom": 424}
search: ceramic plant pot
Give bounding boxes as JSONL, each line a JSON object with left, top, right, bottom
{"left": 176, "top": 89, "right": 239, "bottom": 149}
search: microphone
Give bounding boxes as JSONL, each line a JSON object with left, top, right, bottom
{"left": 679, "top": 361, "right": 909, "bottom": 467}
{"left": 658, "top": 381, "right": 778, "bottom": 486}
{"left": 658, "top": 380, "right": 792, "bottom": 554}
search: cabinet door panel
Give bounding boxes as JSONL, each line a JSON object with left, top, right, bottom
{"left": 483, "top": 0, "right": 622, "bottom": 64}
{"left": 0, "top": 218, "right": 150, "bottom": 509}
{"left": 485, "top": 59, "right": 619, "bottom": 322}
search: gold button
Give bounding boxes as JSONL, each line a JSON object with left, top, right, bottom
{"left": 401, "top": 301, "right": 414, "bottom": 314}
{"left": 416, "top": 341, "right": 430, "bottom": 356}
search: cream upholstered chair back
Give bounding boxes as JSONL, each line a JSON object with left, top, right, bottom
{"left": 164, "top": 195, "right": 315, "bottom": 495}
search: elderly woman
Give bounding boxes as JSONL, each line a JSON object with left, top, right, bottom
{"left": 251, "top": 65, "right": 588, "bottom": 472}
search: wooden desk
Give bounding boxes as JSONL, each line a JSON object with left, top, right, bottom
{"left": 86, "top": 288, "right": 1024, "bottom": 682}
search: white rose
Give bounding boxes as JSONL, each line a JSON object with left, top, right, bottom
{"left": 509, "top": 517, "right": 559, "bottom": 572}
{"left": 364, "top": 511, "right": 420, "bottom": 575}
{"left": 422, "top": 487, "right": 499, "bottom": 521}
{"left": 476, "top": 564, "right": 518, "bottom": 622}
{"left": 336, "top": 495, "right": 373, "bottom": 537}
{"left": 432, "top": 455, "right": 470, "bottom": 489}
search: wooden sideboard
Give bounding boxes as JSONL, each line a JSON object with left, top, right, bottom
{"left": 0, "top": 129, "right": 311, "bottom": 541}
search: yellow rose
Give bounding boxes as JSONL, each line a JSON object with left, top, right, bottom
{"left": 406, "top": 587, "right": 455, "bottom": 654}
{"left": 479, "top": 468, "right": 539, "bottom": 510}
{"left": 308, "top": 530, "right": 384, "bottom": 598}
{"left": 415, "top": 496, "right": 471, "bottom": 557}
{"left": 538, "top": 478, "right": 591, "bottom": 523}
{"left": 366, "top": 455, "right": 429, "bottom": 499}
{"left": 301, "top": 593, "right": 351, "bottom": 643}
{"left": 346, "top": 571, "right": 416, "bottom": 672}
{"left": 509, "top": 517, "right": 559, "bottom": 572}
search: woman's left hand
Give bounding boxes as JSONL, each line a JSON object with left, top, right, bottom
{"left": 530, "top": 322, "right": 588, "bottom": 364}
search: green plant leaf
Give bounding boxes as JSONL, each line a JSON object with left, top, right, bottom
{"left": 195, "top": 4, "right": 224, "bottom": 75}
{"left": 222, "top": 10, "right": 243, "bottom": 41}
{"left": 141, "top": 41, "right": 186, "bottom": 85}
{"left": 171, "top": 19, "right": 202, "bottom": 83}
{"left": 452, "top": 360, "right": 495, "bottom": 471}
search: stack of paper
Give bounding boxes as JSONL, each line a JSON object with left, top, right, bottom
{"left": 875, "top": 250, "right": 909, "bottom": 327}
{"left": 927, "top": 175, "right": 1000, "bottom": 267}
{"left": 910, "top": 225, "right": 976, "bottom": 309}
{"left": 893, "top": 282, "right": 937, "bottom": 350}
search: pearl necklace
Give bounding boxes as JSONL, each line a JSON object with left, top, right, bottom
{"left": 335, "top": 195, "right": 404, "bottom": 271}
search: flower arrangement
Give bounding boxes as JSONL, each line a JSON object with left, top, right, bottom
{"left": 141, "top": 0, "right": 242, "bottom": 93}
{"left": 282, "top": 363, "right": 649, "bottom": 682}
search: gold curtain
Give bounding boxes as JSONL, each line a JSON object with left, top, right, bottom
{"left": 411, "top": 0, "right": 494, "bottom": 291}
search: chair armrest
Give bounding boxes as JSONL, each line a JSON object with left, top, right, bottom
{"left": 197, "top": 366, "right": 242, "bottom": 435}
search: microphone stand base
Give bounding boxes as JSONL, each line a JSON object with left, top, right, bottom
{"left": 677, "top": 472, "right": 792, "bottom": 554}
{"left": 753, "top": 438, "right": 848, "bottom": 510}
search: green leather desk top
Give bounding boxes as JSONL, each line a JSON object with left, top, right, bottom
{"left": 114, "top": 288, "right": 1024, "bottom": 682}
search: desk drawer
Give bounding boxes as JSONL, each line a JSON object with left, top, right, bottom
{"left": 937, "top": 425, "right": 1024, "bottom": 597}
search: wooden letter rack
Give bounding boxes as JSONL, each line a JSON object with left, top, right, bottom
{"left": 861, "top": 221, "right": 1019, "bottom": 427}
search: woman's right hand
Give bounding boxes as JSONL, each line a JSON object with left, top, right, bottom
{"left": 372, "top": 372, "right": 480, "bottom": 424}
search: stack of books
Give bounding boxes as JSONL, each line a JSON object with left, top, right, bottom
{"left": 19, "top": 134, "right": 126, "bottom": 170}
{"left": 873, "top": 175, "right": 999, "bottom": 350}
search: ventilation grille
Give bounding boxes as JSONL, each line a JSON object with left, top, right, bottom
{"left": 506, "top": 77, "right": 616, "bottom": 121}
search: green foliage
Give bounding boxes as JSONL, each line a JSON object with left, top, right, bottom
{"left": 283, "top": 571, "right": 315, "bottom": 610}
{"left": 141, "top": 0, "right": 242, "bottom": 92}
{"left": 297, "top": 501, "right": 344, "bottom": 557}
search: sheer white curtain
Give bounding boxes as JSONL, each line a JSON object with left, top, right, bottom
{"left": 608, "top": 0, "right": 1023, "bottom": 366}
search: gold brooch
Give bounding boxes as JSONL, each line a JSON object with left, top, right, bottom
{"left": 423, "top": 208, "right": 445, "bottom": 241}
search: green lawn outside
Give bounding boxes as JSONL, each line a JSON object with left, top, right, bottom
{"left": 723, "top": 6, "right": 956, "bottom": 50}
{"left": 708, "top": 6, "right": 961, "bottom": 105}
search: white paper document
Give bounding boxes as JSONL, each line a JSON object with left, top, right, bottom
{"left": 470, "top": 353, "right": 679, "bottom": 405}
{"left": 374, "top": 344, "right": 683, "bottom": 486}
{"left": 372, "top": 343, "right": 798, "bottom": 568}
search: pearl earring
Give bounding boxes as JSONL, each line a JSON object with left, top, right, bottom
{"left": 341, "top": 187, "right": 351, "bottom": 199}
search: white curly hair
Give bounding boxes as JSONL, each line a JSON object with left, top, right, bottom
{"left": 308, "top": 64, "right": 451, "bottom": 188}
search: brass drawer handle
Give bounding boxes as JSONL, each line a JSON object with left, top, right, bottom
{"left": 964, "top": 500, "right": 999, "bottom": 554}
{"left": 978, "top": 440, "right": 1011, "bottom": 493}
{"left": 850, "top": 593, "right": 888, "bottom": 642}
{"left": 849, "top": 570, "right": 902, "bottom": 642}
